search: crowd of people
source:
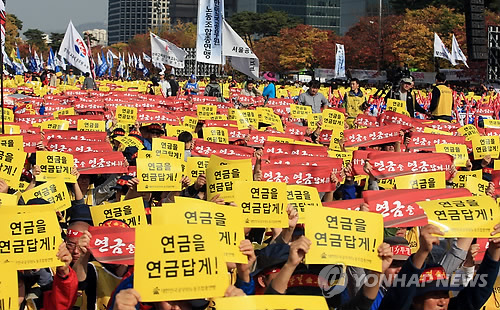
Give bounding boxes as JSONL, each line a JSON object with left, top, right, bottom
{"left": 3, "top": 67, "right": 500, "bottom": 310}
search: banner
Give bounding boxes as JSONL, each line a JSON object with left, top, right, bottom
{"left": 344, "top": 125, "right": 402, "bottom": 148}
{"left": 155, "top": 197, "right": 247, "bottom": 263}
{"left": 451, "top": 34, "right": 468, "bottom": 68}
{"left": 222, "top": 20, "right": 259, "bottom": 80}
{"left": 192, "top": 139, "right": 254, "bottom": 158}
{"left": 58, "top": 21, "right": 90, "bottom": 72}
{"left": 90, "top": 197, "right": 146, "bottom": 227}
{"left": 335, "top": 44, "right": 346, "bottom": 78}
{"left": 323, "top": 199, "right": 365, "bottom": 211}
{"left": 362, "top": 188, "right": 471, "bottom": 227}
{"left": 0, "top": 209, "right": 62, "bottom": 269}
{"left": 434, "top": 33, "right": 455, "bottom": 65}
{"left": 206, "top": 155, "right": 253, "bottom": 201}
{"left": 133, "top": 224, "right": 227, "bottom": 302}
{"left": 136, "top": 157, "right": 183, "bottom": 192}
{"left": 416, "top": 196, "right": 500, "bottom": 238}
{"left": 72, "top": 152, "right": 127, "bottom": 174}
{"left": 213, "top": 296, "right": 329, "bottom": 310}
{"left": 150, "top": 32, "right": 187, "bottom": 68}
{"left": 407, "top": 132, "right": 469, "bottom": 152}
{"left": 21, "top": 180, "right": 72, "bottom": 211}
{"left": 304, "top": 207, "right": 383, "bottom": 271}
{"left": 196, "top": 0, "right": 224, "bottom": 64}
{"left": 36, "top": 151, "right": 76, "bottom": 183}
{"left": 88, "top": 226, "right": 135, "bottom": 266}
{"left": 368, "top": 151, "right": 454, "bottom": 179}
{"left": 395, "top": 171, "right": 446, "bottom": 190}
{"left": 286, "top": 185, "right": 322, "bottom": 223}
{"left": 233, "top": 181, "right": 288, "bottom": 228}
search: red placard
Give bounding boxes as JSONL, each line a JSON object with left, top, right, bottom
{"left": 344, "top": 124, "right": 403, "bottom": 147}
{"left": 379, "top": 111, "right": 414, "bottom": 129}
{"left": 323, "top": 199, "right": 365, "bottom": 211}
{"left": 192, "top": 139, "right": 254, "bottom": 158}
{"left": 356, "top": 115, "right": 380, "bottom": 128}
{"left": 72, "top": 152, "right": 127, "bottom": 174}
{"left": 368, "top": 151, "right": 454, "bottom": 179}
{"left": 48, "top": 139, "right": 113, "bottom": 153}
{"left": 263, "top": 141, "right": 328, "bottom": 157}
{"left": 267, "top": 153, "right": 342, "bottom": 168}
{"left": 261, "top": 162, "right": 337, "bottom": 192}
{"left": 363, "top": 188, "right": 471, "bottom": 227}
{"left": 407, "top": 132, "right": 470, "bottom": 152}
{"left": 88, "top": 226, "right": 135, "bottom": 266}
{"left": 474, "top": 238, "right": 489, "bottom": 264}
{"left": 43, "top": 130, "right": 107, "bottom": 142}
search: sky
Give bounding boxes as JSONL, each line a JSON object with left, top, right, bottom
{"left": 7, "top": 0, "right": 108, "bottom": 34}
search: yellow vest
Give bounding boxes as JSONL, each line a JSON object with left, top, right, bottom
{"left": 432, "top": 85, "right": 453, "bottom": 117}
{"left": 67, "top": 75, "right": 77, "bottom": 86}
{"left": 346, "top": 92, "right": 365, "bottom": 118}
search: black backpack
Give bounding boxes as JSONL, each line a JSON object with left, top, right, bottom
{"left": 207, "top": 84, "right": 221, "bottom": 98}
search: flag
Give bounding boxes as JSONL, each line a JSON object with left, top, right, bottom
{"left": 47, "top": 48, "right": 56, "bottom": 71}
{"left": 86, "top": 36, "right": 96, "bottom": 80}
{"left": 434, "top": 33, "right": 456, "bottom": 65}
{"left": 451, "top": 34, "right": 469, "bottom": 68}
{"left": 106, "top": 49, "right": 114, "bottom": 76}
{"left": 10, "top": 48, "right": 24, "bottom": 75}
{"left": 143, "top": 52, "right": 151, "bottom": 62}
{"left": 150, "top": 32, "right": 187, "bottom": 69}
{"left": 3, "top": 49, "right": 12, "bottom": 71}
{"left": 335, "top": 44, "right": 346, "bottom": 78}
{"left": 117, "top": 52, "right": 125, "bottom": 77}
{"left": 0, "top": 0, "right": 5, "bottom": 53}
{"left": 54, "top": 55, "right": 66, "bottom": 72}
{"left": 132, "top": 54, "right": 137, "bottom": 68}
{"left": 108, "top": 49, "right": 119, "bottom": 59}
{"left": 128, "top": 53, "right": 133, "bottom": 68}
{"left": 58, "top": 21, "right": 91, "bottom": 73}
{"left": 222, "top": 20, "right": 259, "bottom": 80}
{"left": 40, "top": 53, "right": 45, "bottom": 71}
{"left": 97, "top": 51, "right": 108, "bottom": 77}
{"left": 137, "top": 56, "right": 144, "bottom": 70}
{"left": 34, "top": 51, "right": 42, "bottom": 72}
{"left": 196, "top": 0, "right": 224, "bottom": 64}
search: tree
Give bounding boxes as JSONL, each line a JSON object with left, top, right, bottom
{"left": 5, "top": 14, "right": 22, "bottom": 52}
{"left": 49, "top": 32, "right": 64, "bottom": 52}
{"left": 254, "top": 36, "right": 285, "bottom": 72}
{"left": 390, "top": 0, "right": 500, "bottom": 14}
{"left": 23, "top": 28, "right": 48, "bottom": 53}
{"left": 83, "top": 32, "right": 99, "bottom": 47}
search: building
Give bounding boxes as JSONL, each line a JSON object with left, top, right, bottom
{"left": 256, "top": 0, "right": 341, "bottom": 33}
{"left": 108, "top": 0, "right": 169, "bottom": 45}
{"left": 84, "top": 29, "right": 108, "bottom": 47}
{"left": 340, "top": 0, "right": 392, "bottom": 35}
{"left": 168, "top": 0, "right": 250, "bottom": 25}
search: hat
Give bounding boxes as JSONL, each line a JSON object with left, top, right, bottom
{"left": 384, "top": 236, "right": 411, "bottom": 261}
{"left": 68, "top": 204, "right": 93, "bottom": 225}
{"left": 190, "top": 74, "right": 196, "bottom": 80}
{"left": 251, "top": 243, "right": 290, "bottom": 277}
{"left": 159, "top": 71, "right": 165, "bottom": 76}
{"left": 26, "top": 198, "right": 49, "bottom": 205}
{"left": 401, "top": 77, "right": 412, "bottom": 84}
{"left": 147, "top": 123, "right": 165, "bottom": 134}
{"left": 111, "top": 175, "right": 134, "bottom": 192}
{"left": 415, "top": 264, "right": 463, "bottom": 297}
{"left": 111, "top": 128, "right": 126, "bottom": 138}
{"left": 264, "top": 72, "right": 278, "bottom": 82}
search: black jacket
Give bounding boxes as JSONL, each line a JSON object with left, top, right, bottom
{"left": 390, "top": 89, "right": 426, "bottom": 118}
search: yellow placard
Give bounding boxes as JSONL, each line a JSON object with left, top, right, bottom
{"left": 386, "top": 99, "right": 407, "bottom": 114}
{"left": 452, "top": 170, "right": 482, "bottom": 189}
{"left": 378, "top": 178, "right": 396, "bottom": 190}
{"left": 40, "top": 120, "right": 69, "bottom": 131}
{"left": 266, "top": 113, "right": 284, "bottom": 132}
{"left": 197, "top": 104, "right": 217, "bottom": 120}
{"left": 167, "top": 125, "right": 191, "bottom": 137}
{"left": 115, "top": 135, "right": 144, "bottom": 149}
{"left": 133, "top": 224, "right": 227, "bottom": 302}
{"left": 36, "top": 151, "right": 76, "bottom": 183}
{"left": 286, "top": 185, "right": 322, "bottom": 224}
{"left": 290, "top": 104, "right": 312, "bottom": 119}
{"left": 328, "top": 129, "right": 344, "bottom": 151}
{"left": 183, "top": 116, "right": 198, "bottom": 131}
{"left": 416, "top": 196, "right": 500, "bottom": 238}
{"left": 234, "top": 181, "right": 288, "bottom": 228}
{"left": 0, "top": 209, "right": 63, "bottom": 269}
{"left": 3, "top": 124, "right": 20, "bottom": 134}
{"left": 457, "top": 124, "right": 480, "bottom": 141}
{"left": 136, "top": 157, "right": 183, "bottom": 192}
{"left": 213, "top": 295, "right": 329, "bottom": 310}
{"left": 0, "top": 135, "right": 23, "bottom": 150}
{"left": 307, "top": 113, "right": 323, "bottom": 131}
{"left": 495, "top": 160, "right": 500, "bottom": 171}
{"left": 21, "top": 180, "right": 72, "bottom": 211}
{"left": 203, "top": 127, "right": 229, "bottom": 144}
{"left": 322, "top": 109, "right": 345, "bottom": 130}
{"left": 151, "top": 138, "right": 185, "bottom": 161}
{"left": 0, "top": 193, "right": 17, "bottom": 206}
{"left": 0, "top": 149, "right": 25, "bottom": 187}
{"left": 465, "top": 176, "right": 489, "bottom": 196}
{"left": 304, "top": 207, "right": 383, "bottom": 272}
{"left": 53, "top": 107, "right": 75, "bottom": 119}
{"left": 186, "top": 157, "right": 209, "bottom": 180}
{"left": 435, "top": 144, "right": 468, "bottom": 167}
{"left": 0, "top": 262, "right": 17, "bottom": 310}
{"left": 395, "top": 171, "right": 446, "bottom": 190}
{"left": 423, "top": 127, "right": 453, "bottom": 136}
{"left": 472, "top": 136, "right": 500, "bottom": 160}
{"left": 256, "top": 107, "right": 274, "bottom": 123}
{"left": 77, "top": 120, "right": 106, "bottom": 132}
{"left": 113, "top": 122, "right": 130, "bottom": 134}
{"left": 154, "top": 197, "right": 247, "bottom": 263}
{"left": 206, "top": 155, "right": 253, "bottom": 201}
{"left": 484, "top": 119, "right": 500, "bottom": 129}
{"left": 90, "top": 197, "right": 146, "bottom": 227}
{"left": 116, "top": 106, "right": 137, "bottom": 123}
{"left": 0, "top": 108, "right": 14, "bottom": 122}
{"left": 235, "top": 109, "right": 258, "bottom": 130}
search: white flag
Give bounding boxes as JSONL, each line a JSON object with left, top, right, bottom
{"left": 143, "top": 52, "right": 152, "bottom": 62}
{"left": 108, "top": 50, "right": 119, "bottom": 59}
{"left": 196, "top": 0, "right": 224, "bottom": 64}
{"left": 335, "top": 44, "right": 346, "bottom": 78}
{"left": 222, "top": 20, "right": 259, "bottom": 80}
{"left": 58, "top": 21, "right": 90, "bottom": 73}
{"left": 128, "top": 53, "right": 133, "bottom": 68}
{"left": 434, "top": 33, "right": 456, "bottom": 65}
{"left": 150, "top": 32, "right": 187, "bottom": 69}
{"left": 451, "top": 34, "right": 469, "bottom": 68}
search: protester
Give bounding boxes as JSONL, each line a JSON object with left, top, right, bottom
{"left": 389, "top": 77, "right": 427, "bottom": 118}
{"left": 343, "top": 78, "right": 367, "bottom": 126}
{"left": 168, "top": 73, "right": 180, "bottom": 96}
{"left": 429, "top": 72, "right": 453, "bottom": 121}
{"left": 158, "top": 72, "right": 172, "bottom": 97}
{"left": 297, "top": 80, "right": 329, "bottom": 113}
{"left": 262, "top": 72, "right": 278, "bottom": 99}
{"left": 182, "top": 74, "right": 199, "bottom": 95}
{"left": 203, "top": 73, "right": 223, "bottom": 101}
{"left": 82, "top": 72, "right": 96, "bottom": 90}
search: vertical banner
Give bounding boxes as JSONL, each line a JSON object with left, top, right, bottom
{"left": 196, "top": 0, "right": 224, "bottom": 64}
{"left": 335, "top": 44, "right": 345, "bottom": 78}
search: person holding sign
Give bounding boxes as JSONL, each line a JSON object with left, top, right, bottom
{"left": 388, "top": 77, "right": 427, "bottom": 118}
{"left": 298, "top": 80, "right": 330, "bottom": 114}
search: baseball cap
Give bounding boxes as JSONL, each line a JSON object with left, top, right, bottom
{"left": 415, "top": 264, "right": 463, "bottom": 296}
{"left": 401, "top": 77, "right": 412, "bottom": 84}
{"left": 251, "top": 243, "right": 290, "bottom": 278}
{"left": 384, "top": 236, "right": 411, "bottom": 261}
{"left": 190, "top": 74, "right": 196, "bottom": 80}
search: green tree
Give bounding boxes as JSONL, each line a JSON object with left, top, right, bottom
{"left": 23, "top": 28, "right": 48, "bottom": 53}
{"left": 49, "top": 32, "right": 64, "bottom": 52}
{"left": 83, "top": 32, "right": 99, "bottom": 46}
{"left": 5, "top": 14, "right": 23, "bottom": 52}
{"left": 390, "top": 0, "right": 500, "bottom": 14}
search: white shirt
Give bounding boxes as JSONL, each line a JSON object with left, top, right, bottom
{"left": 158, "top": 79, "right": 171, "bottom": 97}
